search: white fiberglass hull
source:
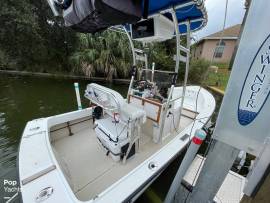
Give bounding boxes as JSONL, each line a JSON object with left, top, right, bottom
{"left": 18, "top": 86, "right": 215, "bottom": 203}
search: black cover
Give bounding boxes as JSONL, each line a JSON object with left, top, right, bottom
{"left": 63, "top": 0, "right": 142, "bottom": 33}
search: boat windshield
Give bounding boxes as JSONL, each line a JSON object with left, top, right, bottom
{"left": 131, "top": 69, "right": 177, "bottom": 102}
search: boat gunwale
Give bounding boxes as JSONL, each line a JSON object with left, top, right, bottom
{"left": 19, "top": 86, "right": 215, "bottom": 203}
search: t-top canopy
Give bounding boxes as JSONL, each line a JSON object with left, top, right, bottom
{"left": 47, "top": 0, "right": 207, "bottom": 34}
{"left": 146, "top": 0, "right": 207, "bottom": 33}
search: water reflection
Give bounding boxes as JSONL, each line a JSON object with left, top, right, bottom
{"left": 0, "top": 75, "right": 130, "bottom": 177}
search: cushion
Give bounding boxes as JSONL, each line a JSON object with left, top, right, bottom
{"left": 121, "top": 103, "right": 146, "bottom": 123}
{"left": 95, "top": 117, "right": 128, "bottom": 142}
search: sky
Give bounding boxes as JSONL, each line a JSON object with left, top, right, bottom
{"left": 193, "top": 0, "right": 246, "bottom": 41}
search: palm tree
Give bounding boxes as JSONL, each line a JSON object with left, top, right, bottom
{"left": 69, "top": 31, "right": 132, "bottom": 81}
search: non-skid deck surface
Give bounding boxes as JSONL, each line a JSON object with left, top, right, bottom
{"left": 52, "top": 115, "right": 194, "bottom": 201}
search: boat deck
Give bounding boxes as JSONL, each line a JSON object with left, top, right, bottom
{"left": 50, "top": 113, "right": 195, "bottom": 201}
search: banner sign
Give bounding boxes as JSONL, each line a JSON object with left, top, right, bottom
{"left": 214, "top": 1, "right": 270, "bottom": 156}
{"left": 238, "top": 35, "right": 270, "bottom": 126}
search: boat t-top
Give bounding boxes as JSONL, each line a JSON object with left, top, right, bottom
{"left": 18, "top": 0, "right": 215, "bottom": 202}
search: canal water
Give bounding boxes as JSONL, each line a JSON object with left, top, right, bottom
{"left": 0, "top": 74, "right": 222, "bottom": 202}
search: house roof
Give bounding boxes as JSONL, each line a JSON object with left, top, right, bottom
{"left": 195, "top": 24, "right": 241, "bottom": 45}
{"left": 204, "top": 24, "right": 241, "bottom": 40}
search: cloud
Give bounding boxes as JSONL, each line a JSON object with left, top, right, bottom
{"left": 193, "top": 0, "right": 246, "bottom": 41}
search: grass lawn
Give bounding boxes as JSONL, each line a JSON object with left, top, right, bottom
{"left": 206, "top": 68, "right": 231, "bottom": 91}
{"left": 211, "top": 62, "right": 230, "bottom": 69}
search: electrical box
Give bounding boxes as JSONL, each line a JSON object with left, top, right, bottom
{"left": 132, "top": 15, "right": 174, "bottom": 43}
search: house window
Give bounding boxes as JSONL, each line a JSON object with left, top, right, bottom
{"left": 214, "top": 40, "right": 225, "bottom": 58}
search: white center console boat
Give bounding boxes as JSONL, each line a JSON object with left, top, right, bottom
{"left": 18, "top": 0, "right": 214, "bottom": 202}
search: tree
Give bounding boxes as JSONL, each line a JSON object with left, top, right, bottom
{"left": 69, "top": 31, "right": 132, "bottom": 81}
{"left": 0, "top": 0, "right": 78, "bottom": 72}
{"left": 0, "top": 0, "right": 42, "bottom": 69}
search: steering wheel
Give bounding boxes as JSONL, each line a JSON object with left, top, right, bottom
{"left": 133, "top": 80, "right": 153, "bottom": 91}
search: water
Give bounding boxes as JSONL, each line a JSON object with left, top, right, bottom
{"left": 0, "top": 74, "right": 222, "bottom": 202}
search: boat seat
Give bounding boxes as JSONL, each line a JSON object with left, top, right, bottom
{"left": 85, "top": 83, "right": 146, "bottom": 123}
{"left": 85, "top": 83, "right": 146, "bottom": 161}
{"left": 121, "top": 103, "right": 146, "bottom": 123}
{"left": 95, "top": 117, "right": 128, "bottom": 143}
{"left": 95, "top": 116, "right": 130, "bottom": 162}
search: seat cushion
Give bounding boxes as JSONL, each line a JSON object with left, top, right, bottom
{"left": 121, "top": 103, "right": 146, "bottom": 123}
{"left": 95, "top": 117, "right": 128, "bottom": 142}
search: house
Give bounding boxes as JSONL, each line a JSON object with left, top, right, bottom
{"left": 192, "top": 24, "right": 241, "bottom": 63}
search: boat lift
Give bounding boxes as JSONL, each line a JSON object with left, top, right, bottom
{"left": 164, "top": 0, "right": 270, "bottom": 202}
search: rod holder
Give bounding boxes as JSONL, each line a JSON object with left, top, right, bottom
{"left": 151, "top": 62, "right": 155, "bottom": 82}
{"left": 74, "top": 82, "right": 82, "bottom": 110}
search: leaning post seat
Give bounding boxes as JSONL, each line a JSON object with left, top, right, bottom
{"left": 95, "top": 117, "right": 129, "bottom": 162}
{"left": 84, "top": 83, "right": 146, "bottom": 162}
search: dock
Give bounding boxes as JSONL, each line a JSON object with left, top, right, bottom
{"left": 181, "top": 155, "right": 245, "bottom": 203}
{"left": 207, "top": 86, "right": 225, "bottom": 96}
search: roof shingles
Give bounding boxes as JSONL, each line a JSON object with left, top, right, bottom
{"left": 206, "top": 24, "right": 241, "bottom": 39}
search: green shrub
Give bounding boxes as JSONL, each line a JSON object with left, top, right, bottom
{"left": 188, "top": 59, "right": 210, "bottom": 85}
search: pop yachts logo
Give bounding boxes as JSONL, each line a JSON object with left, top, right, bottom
{"left": 238, "top": 34, "right": 270, "bottom": 125}
{"left": 2, "top": 179, "right": 20, "bottom": 201}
